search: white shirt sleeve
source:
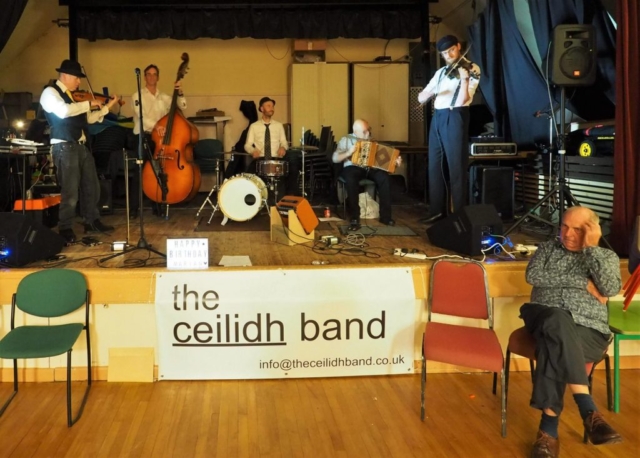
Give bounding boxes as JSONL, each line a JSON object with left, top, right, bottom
{"left": 245, "top": 123, "right": 257, "bottom": 154}
{"left": 40, "top": 86, "right": 91, "bottom": 119}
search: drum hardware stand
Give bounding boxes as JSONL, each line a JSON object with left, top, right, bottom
{"left": 101, "top": 68, "right": 166, "bottom": 263}
{"left": 300, "top": 126, "right": 306, "bottom": 197}
{"left": 195, "top": 158, "right": 224, "bottom": 224}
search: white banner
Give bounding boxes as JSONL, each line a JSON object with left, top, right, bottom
{"left": 155, "top": 268, "right": 416, "bottom": 380}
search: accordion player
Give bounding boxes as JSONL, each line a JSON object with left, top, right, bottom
{"left": 351, "top": 140, "right": 401, "bottom": 173}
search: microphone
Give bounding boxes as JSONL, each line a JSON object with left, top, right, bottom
{"left": 135, "top": 68, "right": 141, "bottom": 75}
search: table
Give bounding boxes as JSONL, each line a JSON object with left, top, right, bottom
{"left": 0, "top": 144, "right": 50, "bottom": 214}
{"left": 608, "top": 300, "right": 640, "bottom": 413}
{"left": 188, "top": 116, "right": 232, "bottom": 141}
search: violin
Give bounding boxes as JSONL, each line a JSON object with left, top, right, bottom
{"left": 72, "top": 90, "right": 125, "bottom": 107}
{"left": 445, "top": 58, "right": 480, "bottom": 80}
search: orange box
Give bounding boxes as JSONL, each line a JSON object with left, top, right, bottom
{"left": 293, "top": 39, "right": 327, "bottom": 51}
{"left": 13, "top": 196, "right": 61, "bottom": 228}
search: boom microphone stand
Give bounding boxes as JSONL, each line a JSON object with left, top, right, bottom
{"left": 504, "top": 87, "right": 579, "bottom": 236}
{"left": 101, "top": 68, "right": 165, "bottom": 263}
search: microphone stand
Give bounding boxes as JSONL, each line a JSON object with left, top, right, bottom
{"left": 101, "top": 68, "right": 166, "bottom": 263}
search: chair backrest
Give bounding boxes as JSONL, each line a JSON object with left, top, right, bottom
{"left": 16, "top": 269, "right": 88, "bottom": 318}
{"left": 428, "top": 259, "right": 492, "bottom": 322}
{"left": 194, "top": 139, "right": 224, "bottom": 159}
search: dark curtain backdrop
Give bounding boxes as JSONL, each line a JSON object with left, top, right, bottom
{"left": 612, "top": 0, "right": 640, "bottom": 255}
{"left": 468, "top": 0, "right": 616, "bottom": 148}
{"left": 75, "top": 7, "right": 421, "bottom": 41}
{"left": 0, "top": 0, "right": 28, "bottom": 55}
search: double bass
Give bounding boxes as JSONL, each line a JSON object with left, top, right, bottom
{"left": 142, "top": 53, "right": 201, "bottom": 205}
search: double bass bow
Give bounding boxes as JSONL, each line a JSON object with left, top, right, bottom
{"left": 142, "top": 53, "right": 201, "bottom": 205}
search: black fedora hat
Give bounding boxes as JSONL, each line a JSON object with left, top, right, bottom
{"left": 259, "top": 96, "right": 276, "bottom": 108}
{"left": 436, "top": 35, "right": 460, "bottom": 52}
{"left": 55, "top": 59, "right": 86, "bottom": 78}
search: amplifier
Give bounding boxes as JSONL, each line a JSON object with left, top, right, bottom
{"left": 470, "top": 143, "right": 517, "bottom": 156}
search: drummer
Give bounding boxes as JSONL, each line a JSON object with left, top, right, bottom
{"left": 245, "top": 96, "right": 301, "bottom": 196}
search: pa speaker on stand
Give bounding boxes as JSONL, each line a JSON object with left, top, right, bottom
{"left": 550, "top": 24, "right": 596, "bottom": 87}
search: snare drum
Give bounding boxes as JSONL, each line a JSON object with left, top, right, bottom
{"left": 257, "top": 159, "right": 289, "bottom": 178}
{"left": 218, "top": 174, "right": 268, "bottom": 221}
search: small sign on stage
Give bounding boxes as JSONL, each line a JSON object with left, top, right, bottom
{"left": 166, "top": 238, "right": 209, "bottom": 270}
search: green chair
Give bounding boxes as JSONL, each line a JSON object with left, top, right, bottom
{"left": 0, "top": 269, "right": 91, "bottom": 427}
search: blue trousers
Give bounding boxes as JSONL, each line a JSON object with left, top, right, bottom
{"left": 428, "top": 107, "right": 470, "bottom": 215}
{"left": 51, "top": 142, "right": 101, "bottom": 230}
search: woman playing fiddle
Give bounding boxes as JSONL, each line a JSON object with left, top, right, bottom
{"left": 416, "top": 35, "right": 482, "bottom": 224}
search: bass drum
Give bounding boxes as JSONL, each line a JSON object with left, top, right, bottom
{"left": 219, "top": 174, "right": 268, "bottom": 221}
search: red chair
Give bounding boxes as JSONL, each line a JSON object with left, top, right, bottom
{"left": 622, "top": 265, "right": 640, "bottom": 310}
{"left": 421, "top": 259, "right": 506, "bottom": 437}
{"left": 505, "top": 326, "right": 612, "bottom": 442}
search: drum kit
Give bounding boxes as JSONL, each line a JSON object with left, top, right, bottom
{"left": 195, "top": 146, "right": 318, "bottom": 226}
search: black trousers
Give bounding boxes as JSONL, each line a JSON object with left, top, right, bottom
{"left": 340, "top": 166, "right": 391, "bottom": 222}
{"left": 520, "top": 303, "right": 610, "bottom": 415}
{"left": 428, "top": 107, "right": 470, "bottom": 215}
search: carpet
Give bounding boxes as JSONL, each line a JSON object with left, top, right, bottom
{"left": 337, "top": 224, "right": 417, "bottom": 236}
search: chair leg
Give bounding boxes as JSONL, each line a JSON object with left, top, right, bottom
{"left": 420, "top": 351, "right": 426, "bottom": 421}
{"left": 0, "top": 359, "right": 19, "bottom": 417}
{"left": 501, "top": 370, "right": 507, "bottom": 438}
{"left": 67, "top": 348, "right": 91, "bottom": 427}
{"left": 504, "top": 349, "right": 511, "bottom": 410}
{"left": 492, "top": 372, "right": 497, "bottom": 395}
{"left": 604, "top": 354, "right": 612, "bottom": 411}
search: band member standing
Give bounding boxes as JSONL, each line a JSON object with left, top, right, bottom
{"left": 130, "top": 64, "right": 186, "bottom": 217}
{"left": 332, "top": 119, "right": 400, "bottom": 231}
{"left": 41, "top": 59, "right": 119, "bottom": 243}
{"left": 245, "top": 97, "right": 301, "bottom": 196}
{"left": 417, "top": 35, "right": 481, "bottom": 224}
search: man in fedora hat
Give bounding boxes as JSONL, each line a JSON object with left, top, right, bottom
{"left": 245, "top": 96, "right": 301, "bottom": 197}
{"left": 417, "top": 35, "right": 481, "bottom": 225}
{"left": 40, "top": 59, "right": 121, "bottom": 243}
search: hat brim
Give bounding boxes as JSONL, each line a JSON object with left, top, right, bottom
{"left": 55, "top": 67, "right": 86, "bottom": 78}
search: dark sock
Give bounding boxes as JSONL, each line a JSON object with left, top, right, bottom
{"left": 573, "top": 393, "right": 597, "bottom": 420}
{"left": 539, "top": 412, "right": 559, "bottom": 438}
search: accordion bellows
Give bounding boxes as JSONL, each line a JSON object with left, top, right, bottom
{"left": 352, "top": 141, "right": 400, "bottom": 173}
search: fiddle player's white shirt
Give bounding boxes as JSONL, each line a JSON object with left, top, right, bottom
{"left": 132, "top": 87, "right": 187, "bottom": 134}
{"left": 40, "top": 80, "right": 110, "bottom": 143}
{"left": 245, "top": 119, "right": 288, "bottom": 157}
{"left": 417, "top": 63, "right": 481, "bottom": 109}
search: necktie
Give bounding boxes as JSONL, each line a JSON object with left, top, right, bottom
{"left": 264, "top": 124, "right": 272, "bottom": 159}
{"left": 66, "top": 90, "right": 75, "bottom": 102}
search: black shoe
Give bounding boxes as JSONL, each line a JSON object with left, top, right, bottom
{"left": 380, "top": 218, "right": 396, "bottom": 226}
{"left": 59, "top": 228, "right": 76, "bottom": 244}
{"left": 84, "top": 219, "right": 114, "bottom": 234}
{"left": 418, "top": 213, "right": 444, "bottom": 224}
{"left": 348, "top": 219, "right": 361, "bottom": 232}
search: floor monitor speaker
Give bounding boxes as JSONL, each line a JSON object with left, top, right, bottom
{"left": 426, "top": 204, "right": 503, "bottom": 256}
{"left": 0, "top": 212, "right": 65, "bottom": 267}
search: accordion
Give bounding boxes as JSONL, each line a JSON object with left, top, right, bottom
{"left": 352, "top": 141, "right": 400, "bottom": 173}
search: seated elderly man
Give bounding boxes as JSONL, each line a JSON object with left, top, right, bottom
{"left": 522, "top": 206, "right": 622, "bottom": 458}
{"left": 332, "top": 119, "right": 400, "bottom": 231}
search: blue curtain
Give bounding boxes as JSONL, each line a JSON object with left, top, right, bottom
{"left": 468, "top": 0, "right": 616, "bottom": 148}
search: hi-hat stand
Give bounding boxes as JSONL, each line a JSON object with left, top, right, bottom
{"left": 505, "top": 87, "right": 579, "bottom": 236}
{"left": 101, "top": 68, "right": 166, "bottom": 263}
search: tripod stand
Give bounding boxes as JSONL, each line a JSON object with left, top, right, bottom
{"left": 505, "top": 87, "right": 580, "bottom": 236}
{"left": 101, "top": 69, "right": 165, "bottom": 263}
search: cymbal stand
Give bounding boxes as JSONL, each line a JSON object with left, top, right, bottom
{"left": 300, "top": 126, "right": 306, "bottom": 197}
{"left": 196, "top": 158, "right": 224, "bottom": 224}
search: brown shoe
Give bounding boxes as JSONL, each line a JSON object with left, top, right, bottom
{"left": 531, "top": 430, "right": 559, "bottom": 458}
{"left": 583, "top": 411, "right": 622, "bottom": 445}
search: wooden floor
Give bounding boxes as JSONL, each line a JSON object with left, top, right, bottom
{"left": 0, "top": 370, "right": 637, "bottom": 457}
{"left": 30, "top": 193, "right": 546, "bottom": 269}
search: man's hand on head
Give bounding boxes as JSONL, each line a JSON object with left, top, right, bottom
{"left": 583, "top": 220, "right": 602, "bottom": 248}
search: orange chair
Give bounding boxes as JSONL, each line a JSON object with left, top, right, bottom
{"left": 622, "top": 265, "right": 640, "bottom": 310}
{"left": 505, "top": 326, "right": 612, "bottom": 442}
{"left": 421, "top": 259, "right": 506, "bottom": 437}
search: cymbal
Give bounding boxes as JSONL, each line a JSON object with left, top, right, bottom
{"left": 291, "top": 145, "right": 319, "bottom": 151}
